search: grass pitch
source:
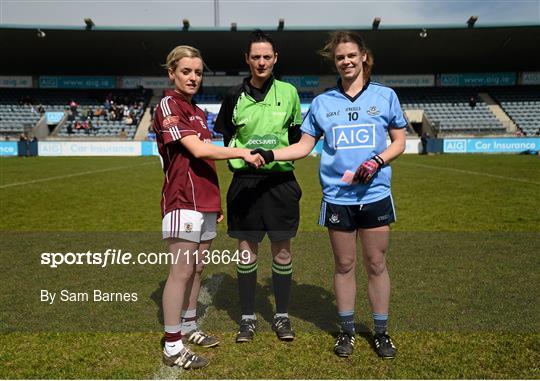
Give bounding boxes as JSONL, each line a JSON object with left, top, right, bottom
{"left": 0, "top": 154, "right": 539, "bottom": 379}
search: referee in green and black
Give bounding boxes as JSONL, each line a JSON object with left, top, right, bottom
{"left": 214, "top": 29, "right": 303, "bottom": 343}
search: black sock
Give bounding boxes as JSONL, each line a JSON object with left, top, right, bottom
{"left": 237, "top": 261, "right": 258, "bottom": 316}
{"left": 272, "top": 260, "right": 292, "bottom": 314}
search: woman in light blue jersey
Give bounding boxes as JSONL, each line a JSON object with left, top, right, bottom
{"left": 252, "top": 31, "right": 407, "bottom": 359}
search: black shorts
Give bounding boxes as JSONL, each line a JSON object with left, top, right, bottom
{"left": 227, "top": 171, "right": 301, "bottom": 243}
{"left": 319, "top": 195, "right": 396, "bottom": 231}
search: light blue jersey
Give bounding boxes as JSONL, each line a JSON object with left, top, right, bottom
{"left": 301, "top": 81, "right": 407, "bottom": 205}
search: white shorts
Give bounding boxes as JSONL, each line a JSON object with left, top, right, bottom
{"left": 162, "top": 209, "right": 217, "bottom": 243}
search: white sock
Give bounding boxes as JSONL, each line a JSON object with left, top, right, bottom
{"left": 164, "top": 338, "right": 184, "bottom": 356}
{"left": 241, "top": 314, "right": 257, "bottom": 321}
{"left": 181, "top": 309, "right": 198, "bottom": 335}
{"left": 274, "top": 312, "right": 289, "bottom": 319}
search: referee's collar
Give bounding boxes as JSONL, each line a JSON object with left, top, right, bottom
{"left": 243, "top": 75, "right": 274, "bottom": 102}
{"left": 337, "top": 78, "right": 370, "bottom": 102}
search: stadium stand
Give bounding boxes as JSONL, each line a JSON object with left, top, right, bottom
{"left": 0, "top": 88, "right": 151, "bottom": 140}
{"left": 489, "top": 86, "right": 540, "bottom": 136}
{"left": 0, "top": 104, "right": 42, "bottom": 138}
{"left": 396, "top": 87, "right": 507, "bottom": 135}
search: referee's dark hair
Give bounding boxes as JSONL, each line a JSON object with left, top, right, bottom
{"left": 246, "top": 29, "right": 276, "bottom": 54}
{"left": 319, "top": 31, "right": 374, "bottom": 81}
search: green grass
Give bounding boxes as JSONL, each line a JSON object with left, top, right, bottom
{"left": 0, "top": 154, "right": 539, "bottom": 378}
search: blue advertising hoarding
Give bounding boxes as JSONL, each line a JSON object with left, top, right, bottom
{"left": 440, "top": 72, "right": 516, "bottom": 87}
{"left": 281, "top": 76, "right": 320, "bottom": 88}
{"left": 444, "top": 138, "right": 539, "bottom": 153}
{"left": 45, "top": 112, "right": 65, "bottom": 124}
{"left": 39, "top": 76, "right": 116, "bottom": 89}
{"left": 0, "top": 142, "right": 18, "bottom": 156}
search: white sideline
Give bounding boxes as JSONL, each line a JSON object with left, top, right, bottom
{"left": 399, "top": 162, "right": 540, "bottom": 186}
{"left": 152, "top": 274, "right": 224, "bottom": 379}
{"left": 0, "top": 162, "right": 156, "bottom": 189}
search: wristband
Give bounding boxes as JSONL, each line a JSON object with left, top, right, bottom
{"left": 372, "top": 154, "right": 384, "bottom": 166}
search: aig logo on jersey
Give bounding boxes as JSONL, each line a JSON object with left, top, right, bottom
{"left": 332, "top": 124, "right": 376, "bottom": 150}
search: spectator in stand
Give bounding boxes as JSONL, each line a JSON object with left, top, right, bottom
{"left": 468, "top": 96, "right": 477, "bottom": 109}
{"left": 74, "top": 121, "right": 82, "bottom": 130}
{"left": 67, "top": 123, "right": 74, "bottom": 135}
{"left": 117, "top": 106, "right": 124, "bottom": 121}
{"left": 69, "top": 100, "right": 79, "bottom": 115}
{"left": 421, "top": 132, "right": 430, "bottom": 155}
{"left": 119, "top": 128, "right": 128, "bottom": 139}
{"left": 146, "top": 130, "right": 156, "bottom": 141}
{"left": 37, "top": 104, "right": 45, "bottom": 115}
{"left": 88, "top": 120, "right": 95, "bottom": 135}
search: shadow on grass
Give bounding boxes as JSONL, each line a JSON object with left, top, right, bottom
{"left": 150, "top": 271, "right": 371, "bottom": 343}
{"left": 149, "top": 280, "right": 165, "bottom": 326}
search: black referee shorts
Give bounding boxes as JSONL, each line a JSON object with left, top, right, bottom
{"left": 226, "top": 171, "right": 301, "bottom": 243}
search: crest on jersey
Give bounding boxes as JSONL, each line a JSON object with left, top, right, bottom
{"left": 163, "top": 115, "right": 179, "bottom": 128}
{"left": 329, "top": 213, "right": 340, "bottom": 224}
{"left": 367, "top": 106, "right": 380, "bottom": 116}
{"left": 184, "top": 222, "right": 193, "bottom": 233}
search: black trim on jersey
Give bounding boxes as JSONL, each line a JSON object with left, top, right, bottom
{"left": 214, "top": 75, "right": 275, "bottom": 147}
{"left": 243, "top": 75, "right": 274, "bottom": 102}
{"left": 215, "top": 75, "right": 295, "bottom": 148}
{"left": 338, "top": 78, "right": 371, "bottom": 102}
{"left": 288, "top": 124, "right": 301, "bottom": 144}
{"left": 214, "top": 83, "right": 244, "bottom": 146}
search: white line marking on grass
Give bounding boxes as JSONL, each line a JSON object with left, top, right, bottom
{"left": 400, "top": 162, "right": 540, "bottom": 186}
{"left": 152, "top": 274, "right": 224, "bottom": 379}
{"left": 0, "top": 162, "right": 156, "bottom": 189}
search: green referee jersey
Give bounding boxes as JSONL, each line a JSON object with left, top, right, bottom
{"left": 214, "top": 75, "right": 303, "bottom": 172}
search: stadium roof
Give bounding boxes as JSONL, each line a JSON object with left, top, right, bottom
{"left": 1, "top": 24, "right": 539, "bottom": 76}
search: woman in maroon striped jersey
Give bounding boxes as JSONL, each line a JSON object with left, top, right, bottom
{"left": 153, "top": 45, "right": 263, "bottom": 369}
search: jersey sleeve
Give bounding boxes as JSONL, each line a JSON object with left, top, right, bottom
{"left": 389, "top": 90, "right": 407, "bottom": 129}
{"left": 214, "top": 88, "right": 239, "bottom": 147}
{"left": 288, "top": 88, "right": 303, "bottom": 144}
{"left": 156, "top": 97, "right": 197, "bottom": 145}
{"left": 300, "top": 99, "right": 323, "bottom": 139}
{"left": 291, "top": 89, "right": 303, "bottom": 126}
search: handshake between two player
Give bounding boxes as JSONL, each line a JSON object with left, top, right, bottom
{"left": 250, "top": 148, "right": 384, "bottom": 185}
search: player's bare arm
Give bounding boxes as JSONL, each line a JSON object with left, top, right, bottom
{"left": 378, "top": 127, "right": 406, "bottom": 164}
{"left": 271, "top": 133, "right": 317, "bottom": 161}
{"left": 180, "top": 135, "right": 264, "bottom": 167}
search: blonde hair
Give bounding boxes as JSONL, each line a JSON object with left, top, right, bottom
{"left": 319, "top": 31, "right": 374, "bottom": 81}
{"left": 164, "top": 45, "right": 203, "bottom": 72}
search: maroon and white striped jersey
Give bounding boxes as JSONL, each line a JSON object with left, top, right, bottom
{"left": 153, "top": 90, "right": 221, "bottom": 217}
